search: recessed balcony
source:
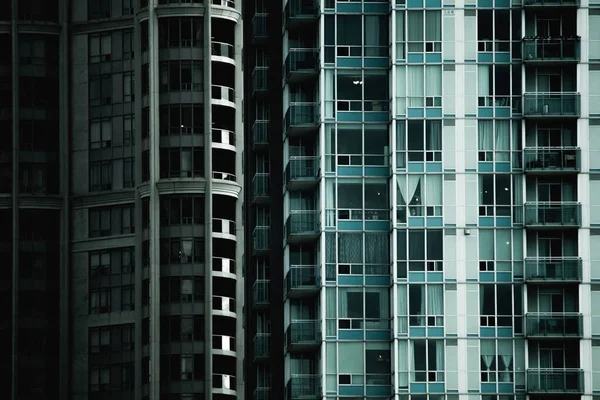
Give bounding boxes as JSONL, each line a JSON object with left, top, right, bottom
{"left": 523, "top": 37, "right": 580, "bottom": 64}
{"left": 252, "top": 13, "right": 268, "bottom": 43}
{"left": 284, "top": 0, "right": 318, "bottom": 30}
{"left": 285, "top": 49, "right": 319, "bottom": 83}
{"left": 253, "top": 387, "right": 270, "bottom": 400}
{"left": 252, "top": 173, "right": 270, "bottom": 203}
{"left": 523, "top": 0, "right": 580, "bottom": 7}
{"left": 285, "top": 156, "right": 319, "bottom": 191}
{"left": 284, "top": 102, "right": 319, "bottom": 138}
{"left": 525, "top": 313, "right": 583, "bottom": 338}
{"left": 286, "top": 375, "right": 321, "bottom": 400}
{"left": 212, "top": 0, "right": 236, "bottom": 9}
{"left": 253, "top": 226, "right": 269, "bottom": 255}
{"left": 252, "top": 66, "right": 268, "bottom": 97}
{"left": 523, "top": 202, "right": 581, "bottom": 229}
{"left": 212, "top": 84, "right": 235, "bottom": 106}
{"left": 211, "top": 41, "right": 235, "bottom": 62}
{"left": 253, "top": 279, "right": 269, "bottom": 309}
{"left": 286, "top": 320, "right": 320, "bottom": 352}
{"left": 523, "top": 147, "right": 580, "bottom": 174}
{"left": 286, "top": 265, "right": 320, "bottom": 298}
{"left": 253, "top": 333, "right": 270, "bottom": 361}
{"left": 524, "top": 257, "right": 582, "bottom": 283}
{"left": 527, "top": 369, "right": 583, "bottom": 394}
{"left": 252, "top": 120, "right": 269, "bottom": 151}
{"left": 523, "top": 93, "right": 580, "bottom": 119}
{"left": 285, "top": 211, "right": 320, "bottom": 244}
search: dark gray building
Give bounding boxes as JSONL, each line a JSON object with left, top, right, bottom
{"left": 0, "top": 1, "right": 244, "bottom": 399}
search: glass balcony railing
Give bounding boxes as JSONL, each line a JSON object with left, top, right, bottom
{"left": 212, "top": 84, "right": 235, "bottom": 103}
{"left": 285, "top": 102, "right": 319, "bottom": 136}
{"left": 252, "top": 67, "right": 268, "bottom": 95}
{"left": 285, "top": 0, "right": 318, "bottom": 23}
{"left": 252, "top": 173, "right": 269, "bottom": 202}
{"left": 286, "top": 375, "right": 320, "bottom": 400}
{"left": 253, "top": 387, "right": 270, "bottom": 400}
{"left": 286, "top": 264, "right": 320, "bottom": 296}
{"left": 253, "top": 226, "right": 269, "bottom": 254}
{"left": 286, "top": 320, "right": 320, "bottom": 349}
{"left": 253, "top": 279, "right": 269, "bottom": 307}
{"left": 523, "top": 93, "right": 580, "bottom": 118}
{"left": 252, "top": 13, "right": 268, "bottom": 40}
{"left": 286, "top": 211, "right": 320, "bottom": 241}
{"left": 527, "top": 369, "right": 584, "bottom": 393}
{"left": 212, "top": 41, "right": 234, "bottom": 59}
{"left": 252, "top": 120, "right": 268, "bottom": 149}
{"left": 523, "top": 0, "right": 580, "bottom": 6}
{"left": 523, "top": 147, "right": 580, "bottom": 173}
{"left": 526, "top": 313, "right": 582, "bottom": 338}
{"left": 524, "top": 202, "right": 581, "bottom": 228}
{"left": 523, "top": 37, "right": 580, "bottom": 62}
{"left": 285, "top": 49, "right": 319, "bottom": 80}
{"left": 253, "top": 333, "right": 270, "bottom": 359}
{"left": 285, "top": 156, "right": 319, "bottom": 188}
{"left": 524, "top": 257, "right": 582, "bottom": 282}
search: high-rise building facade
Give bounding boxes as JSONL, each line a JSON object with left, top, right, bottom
{"left": 1, "top": 1, "right": 244, "bottom": 400}
{"left": 244, "top": 1, "right": 600, "bottom": 400}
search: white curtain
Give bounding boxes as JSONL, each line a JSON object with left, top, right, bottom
{"left": 425, "top": 11, "right": 441, "bottom": 41}
{"left": 478, "top": 120, "right": 494, "bottom": 151}
{"left": 426, "top": 66, "right": 442, "bottom": 97}
{"left": 495, "top": 120, "right": 510, "bottom": 162}
{"left": 407, "top": 66, "right": 424, "bottom": 107}
{"left": 398, "top": 341, "right": 409, "bottom": 388}
{"left": 397, "top": 176, "right": 407, "bottom": 206}
{"left": 325, "top": 69, "right": 334, "bottom": 118}
{"left": 478, "top": 65, "right": 491, "bottom": 98}
{"left": 427, "top": 285, "right": 443, "bottom": 316}
{"left": 338, "top": 289, "right": 349, "bottom": 318}
{"left": 427, "top": 121, "right": 442, "bottom": 151}
{"left": 426, "top": 175, "right": 442, "bottom": 206}
{"left": 326, "top": 288, "right": 336, "bottom": 335}
{"left": 398, "top": 285, "right": 408, "bottom": 333}
{"left": 411, "top": 341, "right": 418, "bottom": 381}
{"left": 325, "top": 179, "right": 335, "bottom": 227}
{"left": 435, "top": 340, "right": 445, "bottom": 374}
{"left": 407, "top": 175, "right": 421, "bottom": 205}
{"left": 481, "top": 340, "right": 496, "bottom": 382}
{"left": 396, "top": 66, "right": 406, "bottom": 113}
{"left": 499, "top": 340, "right": 513, "bottom": 382}
{"left": 338, "top": 233, "right": 362, "bottom": 263}
{"left": 407, "top": 11, "right": 424, "bottom": 43}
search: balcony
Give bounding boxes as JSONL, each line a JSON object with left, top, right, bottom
{"left": 252, "top": 120, "right": 269, "bottom": 151}
{"left": 285, "top": 49, "right": 319, "bottom": 83}
{"left": 285, "top": 211, "right": 320, "bottom": 244}
{"left": 524, "top": 202, "right": 581, "bottom": 229}
{"left": 285, "top": 156, "right": 319, "bottom": 191}
{"left": 523, "top": 93, "right": 580, "bottom": 119}
{"left": 286, "top": 320, "right": 320, "bottom": 352}
{"left": 523, "top": 147, "right": 580, "bottom": 174}
{"left": 253, "top": 333, "right": 270, "bottom": 360}
{"left": 253, "top": 226, "right": 269, "bottom": 255}
{"left": 252, "top": 173, "right": 270, "bottom": 203}
{"left": 523, "top": 37, "right": 580, "bottom": 64}
{"left": 252, "top": 67, "right": 268, "bottom": 97}
{"left": 524, "top": 257, "right": 582, "bottom": 283}
{"left": 252, "top": 13, "right": 268, "bottom": 43}
{"left": 525, "top": 313, "right": 583, "bottom": 338}
{"left": 284, "top": 0, "right": 318, "bottom": 30}
{"left": 254, "top": 387, "right": 270, "bottom": 400}
{"left": 212, "top": 41, "right": 235, "bottom": 61}
{"left": 284, "top": 102, "right": 319, "bottom": 137}
{"left": 212, "top": 84, "right": 235, "bottom": 105}
{"left": 253, "top": 279, "right": 269, "bottom": 309}
{"left": 523, "top": 0, "right": 580, "bottom": 7}
{"left": 286, "top": 265, "right": 320, "bottom": 298}
{"left": 527, "top": 369, "right": 583, "bottom": 394}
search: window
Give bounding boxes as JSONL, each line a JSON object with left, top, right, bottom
{"left": 411, "top": 339, "right": 445, "bottom": 382}
{"left": 478, "top": 65, "right": 512, "bottom": 107}
{"left": 479, "top": 174, "right": 514, "bottom": 217}
{"left": 90, "top": 251, "right": 111, "bottom": 277}
{"left": 90, "top": 118, "right": 112, "bottom": 149}
{"left": 89, "top": 207, "right": 111, "bottom": 237}
{"left": 159, "top": 147, "right": 204, "bottom": 178}
{"left": 397, "top": 229, "right": 443, "bottom": 277}
{"left": 478, "top": 120, "right": 521, "bottom": 163}
{"left": 89, "top": 75, "right": 112, "bottom": 106}
{"left": 159, "top": 17, "right": 203, "bottom": 48}
{"left": 124, "top": 72, "right": 134, "bottom": 102}
{"left": 123, "top": 157, "right": 134, "bottom": 188}
{"left": 336, "top": 71, "right": 389, "bottom": 112}
{"left": 90, "top": 367, "right": 110, "bottom": 391}
{"left": 160, "top": 196, "right": 205, "bottom": 226}
{"left": 480, "top": 340, "right": 515, "bottom": 383}
{"left": 479, "top": 229, "right": 522, "bottom": 274}
{"left": 337, "top": 287, "right": 390, "bottom": 329}
{"left": 477, "top": 9, "right": 510, "bottom": 53}
{"left": 90, "top": 289, "right": 111, "bottom": 314}
{"left": 335, "top": 15, "right": 389, "bottom": 57}
{"left": 480, "top": 284, "right": 518, "bottom": 327}
{"left": 403, "top": 66, "right": 442, "bottom": 108}
{"left": 89, "top": 205, "right": 135, "bottom": 237}
{"left": 121, "top": 286, "right": 134, "bottom": 311}
{"left": 160, "top": 61, "right": 203, "bottom": 92}
{"left": 89, "top": 34, "right": 112, "bottom": 63}
{"left": 20, "top": 162, "right": 58, "bottom": 194}
{"left": 159, "top": 104, "right": 204, "bottom": 136}
{"left": 160, "top": 354, "right": 204, "bottom": 382}
{"left": 396, "top": 174, "right": 443, "bottom": 221}
{"left": 407, "top": 284, "right": 444, "bottom": 327}
{"left": 124, "top": 116, "right": 134, "bottom": 146}
{"left": 89, "top": 0, "right": 112, "bottom": 20}
{"left": 396, "top": 121, "right": 442, "bottom": 168}
{"left": 406, "top": 10, "right": 441, "bottom": 53}
{"left": 159, "top": 277, "right": 204, "bottom": 303}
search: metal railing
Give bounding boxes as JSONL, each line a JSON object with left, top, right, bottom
{"left": 287, "top": 265, "right": 320, "bottom": 291}
{"left": 252, "top": 67, "right": 268, "bottom": 92}
{"left": 527, "top": 369, "right": 583, "bottom": 393}
{"left": 285, "top": 48, "right": 319, "bottom": 75}
{"left": 254, "top": 387, "right": 271, "bottom": 400}
{"left": 286, "top": 156, "right": 319, "bottom": 182}
{"left": 286, "top": 0, "right": 318, "bottom": 19}
{"left": 212, "top": 84, "right": 235, "bottom": 103}
{"left": 523, "top": 147, "right": 580, "bottom": 172}
{"left": 212, "top": 41, "right": 234, "bottom": 59}
{"left": 252, "top": 173, "right": 270, "bottom": 199}
{"left": 213, "top": 171, "right": 236, "bottom": 182}
{"left": 253, "top": 226, "right": 270, "bottom": 252}
{"left": 252, "top": 13, "right": 268, "bottom": 38}
{"left": 523, "top": 37, "right": 580, "bottom": 61}
{"left": 212, "top": 0, "right": 235, "bottom": 8}
{"left": 524, "top": 257, "right": 582, "bottom": 282}
{"left": 212, "top": 218, "right": 236, "bottom": 235}
{"left": 525, "top": 313, "right": 582, "bottom": 337}
{"left": 211, "top": 128, "right": 236, "bottom": 146}
{"left": 285, "top": 102, "right": 319, "bottom": 130}
{"left": 286, "top": 320, "right": 320, "bottom": 346}
{"left": 252, "top": 120, "right": 269, "bottom": 146}
{"left": 253, "top": 279, "right": 270, "bottom": 305}
{"left": 286, "top": 211, "right": 320, "bottom": 235}
{"left": 253, "top": 333, "right": 271, "bottom": 358}
{"left": 523, "top": 93, "right": 580, "bottom": 117}
{"left": 524, "top": 202, "right": 581, "bottom": 227}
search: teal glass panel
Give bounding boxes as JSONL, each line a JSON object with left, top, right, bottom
{"left": 426, "top": 162, "right": 443, "bottom": 172}
{"left": 339, "top": 386, "right": 364, "bottom": 396}
{"left": 425, "top": 53, "right": 442, "bottom": 63}
{"left": 367, "top": 386, "right": 392, "bottom": 396}
{"left": 428, "top": 383, "right": 445, "bottom": 393}
{"left": 408, "top": 217, "right": 425, "bottom": 227}
{"left": 428, "top": 327, "right": 444, "bottom": 337}
{"left": 481, "top": 383, "right": 497, "bottom": 393}
{"left": 478, "top": 162, "right": 494, "bottom": 172}
{"left": 364, "top": 112, "right": 390, "bottom": 122}
{"left": 497, "top": 327, "right": 513, "bottom": 337}
{"left": 479, "top": 217, "right": 494, "bottom": 227}
{"left": 410, "top": 383, "right": 427, "bottom": 393}
{"left": 338, "top": 221, "right": 363, "bottom": 230}
{"left": 337, "top": 58, "right": 362, "bottom": 68}
{"left": 337, "top": 3, "right": 361, "bottom": 12}
{"left": 366, "top": 330, "right": 392, "bottom": 341}
{"left": 409, "top": 272, "right": 426, "bottom": 282}
{"left": 338, "top": 330, "right": 363, "bottom": 340}
{"left": 365, "top": 221, "right": 391, "bottom": 231}
{"left": 498, "top": 383, "right": 514, "bottom": 393}
{"left": 408, "top": 162, "right": 424, "bottom": 172}
{"left": 479, "top": 272, "right": 495, "bottom": 282}
{"left": 364, "top": 3, "right": 389, "bottom": 13}
{"left": 338, "top": 166, "right": 363, "bottom": 176}
{"left": 478, "top": 108, "right": 494, "bottom": 118}
{"left": 365, "top": 276, "right": 391, "bottom": 286}
{"left": 478, "top": 53, "right": 494, "bottom": 63}
{"left": 410, "top": 327, "right": 426, "bottom": 337}
{"left": 495, "top": 162, "right": 510, "bottom": 172}
{"left": 364, "top": 58, "right": 389, "bottom": 68}
{"left": 408, "top": 108, "right": 425, "bottom": 118}
{"left": 426, "top": 217, "right": 443, "bottom": 227}
{"left": 426, "top": 0, "right": 442, "bottom": 6}
{"left": 407, "top": 53, "right": 424, "bottom": 63}
{"left": 337, "top": 112, "right": 362, "bottom": 122}
{"left": 364, "top": 166, "right": 390, "bottom": 177}
{"left": 496, "top": 217, "right": 511, "bottom": 227}
{"left": 480, "top": 327, "right": 496, "bottom": 337}
{"left": 427, "top": 271, "right": 443, "bottom": 282}
{"left": 495, "top": 53, "right": 510, "bottom": 63}
{"left": 495, "top": 107, "right": 511, "bottom": 118}
{"left": 496, "top": 272, "right": 512, "bottom": 282}
{"left": 426, "top": 108, "right": 443, "bottom": 118}
{"left": 338, "top": 276, "right": 363, "bottom": 286}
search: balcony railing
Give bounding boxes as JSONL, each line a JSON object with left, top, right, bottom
{"left": 252, "top": 67, "right": 268, "bottom": 95}
{"left": 285, "top": 102, "right": 319, "bottom": 136}
{"left": 253, "top": 333, "right": 270, "bottom": 359}
{"left": 525, "top": 313, "right": 583, "bottom": 338}
{"left": 285, "top": 49, "right": 319, "bottom": 81}
{"left": 285, "top": 0, "right": 318, "bottom": 26}
{"left": 286, "top": 265, "right": 320, "bottom": 297}
{"left": 252, "top": 13, "right": 268, "bottom": 40}
{"left": 252, "top": 173, "right": 270, "bottom": 203}
{"left": 523, "top": 37, "right": 580, "bottom": 63}
{"left": 527, "top": 369, "right": 584, "bottom": 393}
{"left": 286, "top": 211, "right": 320, "bottom": 242}
{"left": 524, "top": 202, "right": 581, "bottom": 228}
{"left": 253, "top": 226, "right": 269, "bottom": 254}
{"left": 212, "top": 41, "right": 234, "bottom": 59}
{"left": 252, "top": 120, "right": 269, "bottom": 149}
{"left": 212, "top": 0, "right": 236, "bottom": 8}
{"left": 253, "top": 279, "right": 270, "bottom": 307}
{"left": 523, "top": 147, "right": 580, "bottom": 173}
{"left": 286, "top": 156, "right": 319, "bottom": 190}
{"left": 523, "top": 0, "right": 580, "bottom": 6}
{"left": 286, "top": 320, "right": 320, "bottom": 351}
{"left": 253, "top": 387, "right": 271, "bottom": 400}
{"left": 523, "top": 93, "right": 580, "bottom": 118}
{"left": 524, "top": 257, "right": 582, "bottom": 282}
{"left": 212, "top": 85, "right": 235, "bottom": 103}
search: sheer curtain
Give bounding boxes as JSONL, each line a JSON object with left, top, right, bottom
{"left": 407, "top": 11, "right": 424, "bottom": 52}
{"left": 398, "top": 285, "right": 408, "bottom": 333}
{"left": 427, "top": 285, "right": 444, "bottom": 317}
{"left": 498, "top": 341, "right": 513, "bottom": 383}
{"left": 408, "top": 66, "right": 424, "bottom": 107}
{"left": 365, "top": 233, "right": 390, "bottom": 265}
{"left": 425, "top": 66, "right": 442, "bottom": 99}
{"left": 397, "top": 176, "right": 407, "bottom": 206}
{"left": 326, "top": 179, "right": 336, "bottom": 227}
{"left": 326, "top": 288, "right": 336, "bottom": 335}
{"left": 435, "top": 340, "right": 445, "bottom": 380}
{"left": 426, "top": 121, "right": 442, "bottom": 151}
{"left": 325, "top": 69, "right": 334, "bottom": 118}
{"left": 481, "top": 340, "right": 496, "bottom": 382}
{"left": 338, "top": 233, "right": 363, "bottom": 263}
{"left": 398, "top": 341, "right": 409, "bottom": 388}
{"left": 495, "top": 120, "right": 510, "bottom": 162}
{"left": 408, "top": 175, "right": 421, "bottom": 215}
{"left": 478, "top": 120, "right": 494, "bottom": 152}
{"left": 426, "top": 175, "right": 442, "bottom": 208}
{"left": 478, "top": 65, "right": 491, "bottom": 103}
{"left": 425, "top": 11, "right": 441, "bottom": 42}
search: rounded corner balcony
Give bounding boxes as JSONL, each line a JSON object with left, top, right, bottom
{"left": 524, "top": 257, "right": 582, "bottom": 283}
{"left": 285, "top": 211, "right": 320, "bottom": 244}
{"left": 252, "top": 226, "right": 270, "bottom": 255}
{"left": 525, "top": 313, "right": 583, "bottom": 338}
{"left": 253, "top": 333, "right": 271, "bottom": 361}
{"left": 284, "top": 103, "right": 320, "bottom": 138}
{"left": 212, "top": 85, "right": 236, "bottom": 108}
{"left": 212, "top": 295, "right": 236, "bottom": 317}
{"left": 524, "top": 202, "right": 581, "bottom": 229}
{"left": 523, "top": 147, "right": 580, "bottom": 175}
{"left": 213, "top": 334, "right": 237, "bottom": 356}
{"left": 526, "top": 369, "right": 584, "bottom": 394}
{"left": 252, "top": 173, "right": 270, "bottom": 204}
{"left": 212, "top": 373, "right": 237, "bottom": 396}
{"left": 284, "top": 0, "right": 319, "bottom": 30}
{"left": 523, "top": 36, "right": 581, "bottom": 64}
{"left": 212, "top": 128, "right": 236, "bottom": 151}
{"left": 213, "top": 256, "right": 236, "bottom": 278}
{"left": 286, "top": 265, "right": 320, "bottom": 298}
{"left": 523, "top": 93, "right": 580, "bottom": 119}
{"left": 285, "top": 320, "right": 321, "bottom": 352}
{"left": 212, "top": 41, "right": 235, "bottom": 64}
{"left": 211, "top": 0, "right": 240, "bottom": 21}
{"left": 523, "top": 0, "right": 580, "bottom": 7}
{"left": 285, "top": 49, "right": 319, "bottom": 83}
{"left": 212, "top": 218, "right": 236, "bottom": 239}
{"left": 285, "top": 156, "right": 320, "bottom": 191}
{"left": 286, "top": 375, "right": 321, "bottom": 400}
{"left": 252, "top": 279, "right": 270, "bottom": 310}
